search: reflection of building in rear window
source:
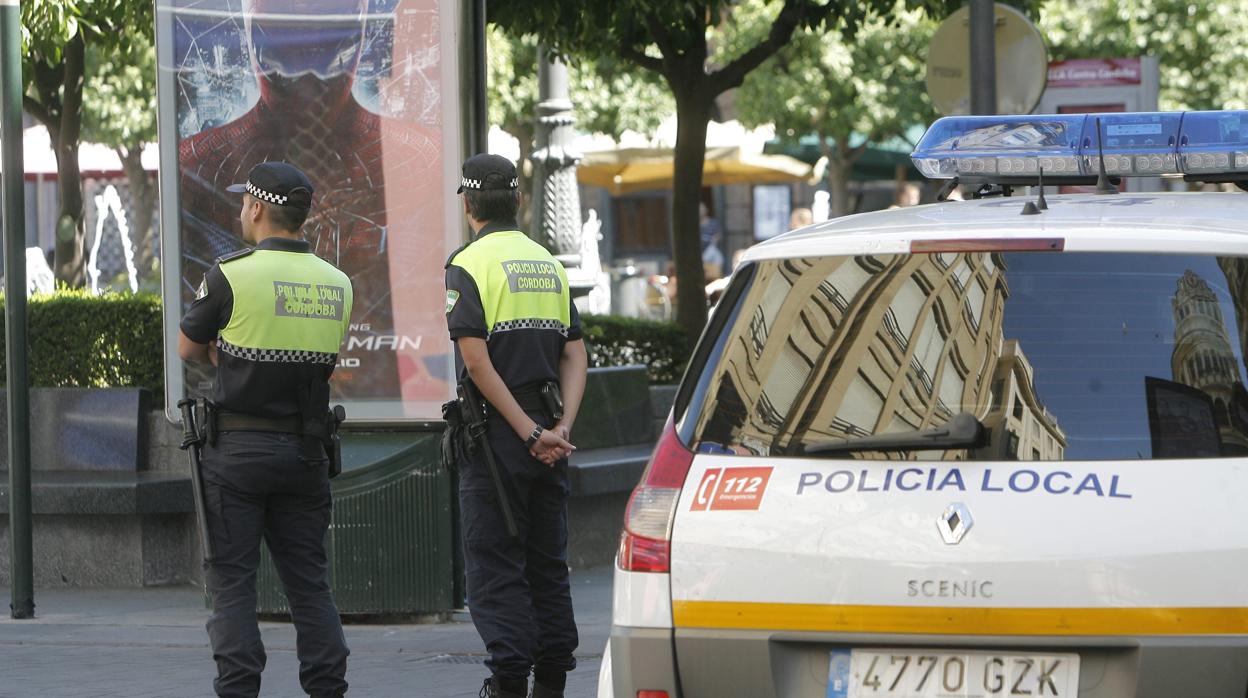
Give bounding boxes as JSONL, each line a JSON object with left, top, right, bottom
{"left": 938, "top": 355, "right": 967, "bottom": 413}
{"left": 760, "top": 340, "right": 813, "bottom": 426}
{"left": 1170, "top": 268, "right": 1248, "bottom": 455}
{"left": 911, "top": 316, "right": 945, "bottom": 394}
{"left": 692, "top": 252, "right": 1008, "bottom": 457}
{"left": 834, "top": 373, "right": 886, "bottom": 435}
{"left": 965, "top": 280, "right": 986, "bottom": 330}
{"left": 689, "top": 252, "right": 1248, "bottom": 461}
{"left": 884, "top": 279, "right": 927, "bottom": 350}
{"left": 984, "top": 340, "right": 1066, "bottom": 461}
{"left": 952, "top": 260, "right": 972, "bottom": 290}
{"left": 750, "top": 272, "right": 793, "bottom": 357}
{"left": 820, "top": 258, "right": 872, "bottom": 311}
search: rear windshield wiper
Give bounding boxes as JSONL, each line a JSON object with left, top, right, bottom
{"left": 803, "top": 412, "right": 988, "bottom": 456}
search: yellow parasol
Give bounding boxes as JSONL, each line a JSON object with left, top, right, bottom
{"left": 576, "top": 144, "right": 822, "bottom": 195}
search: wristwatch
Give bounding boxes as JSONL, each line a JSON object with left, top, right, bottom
{"left": 525, "top": 425, "right": 544, "bottom": 448}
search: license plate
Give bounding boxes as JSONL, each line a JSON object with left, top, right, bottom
{"left": 826, "top": 649, "right": 1080, "bottom": 698}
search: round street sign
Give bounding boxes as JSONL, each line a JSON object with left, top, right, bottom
{"left": 926, "top": 3, "right": 1048, "bottom": 115}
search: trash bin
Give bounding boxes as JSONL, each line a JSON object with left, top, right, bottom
{"left": 255, "top": 430, "right": 454, "bottom": 618}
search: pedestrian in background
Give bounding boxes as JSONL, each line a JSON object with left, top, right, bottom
{"left": 699, "top": 201, "right": 725, "bottom": 280}
{"left": 444, "top": 154, "right": 588, "bottom": 698}
{"left": 789, "top": 206, "right": 814, "bottom": 230}
{"left": 179, "top": 162, "right": 353, "bottom": 698}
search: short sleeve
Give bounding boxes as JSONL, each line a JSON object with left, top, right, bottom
{"left": 566, "top": 296, "right": 583, "bottom": 341}
{"left": 180, "top": 264, "right": 233, "bottom": 344}
{"left": 341, "top": 277, "right": 355, "bottom": 339}
{"left": 445, "top": 264, "right": 487, "bottom": 339}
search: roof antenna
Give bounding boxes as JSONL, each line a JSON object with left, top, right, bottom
{"left": 1022, "top": 165, "right": 1046, "bottom": 215}
{"left": 1036, "top": 165, "right": 1049, "bottom": 210}
{"left": 1094, "top": 117, "right": 1119, "bottom": 195}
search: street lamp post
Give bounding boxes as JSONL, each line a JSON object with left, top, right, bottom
{"left": 530, "top": 47, "right": 591, "bottom": 296}
{"left": 1, "top": 0, "right": 34, "bottom": 619}
{"left": 969, "top": 0, "right": 997, "bottom": 116}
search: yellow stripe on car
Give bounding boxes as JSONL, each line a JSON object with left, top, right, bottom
{"left": 672, "top": 600, "right": 1248, "bottom": 636}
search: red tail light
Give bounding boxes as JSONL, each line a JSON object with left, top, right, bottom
{"left": 617, "top": 418, "right": 694, "bottom": 574}
{"left": 637, "top": 692, "right": 670, "bottom": 698}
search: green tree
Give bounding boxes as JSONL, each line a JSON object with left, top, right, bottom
{"left": 1039, "top": 0, "right": 1248, "bottom": 111}
{"left": 733, "top": 1, "right": 936, "bottom": 217}
{"left": 491, "top": 0, "right": 957, "bottom": 345}
{"left": 487, "top": 26, "right": 672, "bottom": 228}
{"left": 21, "top": 0, "right": 153, "bottom": 287}
{"left": 82, "top": 41, "right": 158, "bottom": 285}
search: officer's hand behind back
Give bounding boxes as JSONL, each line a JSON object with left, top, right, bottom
{"left": 531, "top": 428, "right": 574, "bottom": 467}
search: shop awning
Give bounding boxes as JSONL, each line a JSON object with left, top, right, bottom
{"left": 576, "top": 144, "right": 821, "bottom": 195}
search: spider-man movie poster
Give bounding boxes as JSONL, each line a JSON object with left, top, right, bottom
{"left": 157, "top": 0, "right": 461, "bottom": 420}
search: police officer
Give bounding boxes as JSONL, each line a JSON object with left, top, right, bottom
{"left": 178, "top": 162, "right": 353, "bottom": 698}
{"left": 445, "top": 154, "right": 588, "bottom": 698}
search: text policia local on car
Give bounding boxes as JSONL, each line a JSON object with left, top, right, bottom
{"left": 795, "top": 467, "right": 1134, "bottom": 499}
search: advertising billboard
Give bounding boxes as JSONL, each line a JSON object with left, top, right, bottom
{"left": 155, "top": 0, "right": 462, "bottom": 421}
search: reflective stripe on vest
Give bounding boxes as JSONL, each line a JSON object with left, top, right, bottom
{"left": 451, "top": 230, "right": 571, "bottom": 335}
{"left": 218, "top": 249, "right": 353, "bottom": 354}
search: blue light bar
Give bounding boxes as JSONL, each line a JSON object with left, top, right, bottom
{"left": 911, "top": 111, "right": 1248, "bottom": 181}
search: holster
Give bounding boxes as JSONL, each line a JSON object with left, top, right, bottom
{"left": 201, "top": 400, "right": 217, "bottom": 447}
{"left": 440, "top": 399, "right": 468, "bottom": 473}
{"left": 325, "top": 405, "right": 345, "bottom": 478}
{"left": 540, "top": 381, "right": 564, "bottom": 421}
{"left": 295, "top": 367, "right": 340, "bottom": 476}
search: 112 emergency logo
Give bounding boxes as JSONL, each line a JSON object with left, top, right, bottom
{"left": 690, "top": 466, "right": 774, "bottom": 512}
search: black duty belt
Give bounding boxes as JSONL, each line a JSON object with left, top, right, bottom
{"left": 482, "top": 381, "right": 560, "bottom": 418}
{"left": 215, "top": 410, "right": 302, "bottom": 434}
{"left": 484, "top": 392, "right": 546, "bottom": 416}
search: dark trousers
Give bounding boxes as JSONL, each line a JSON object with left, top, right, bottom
{"left": 460, "top": 411, "right": 579, "bottom": 682}
{"left": 201, "top": 431, "right": 350, "bottom": 698}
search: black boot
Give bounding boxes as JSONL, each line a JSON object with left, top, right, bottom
{"left": 531, "top": 682, "right": 565, "bottom": 698}
{"left": 480, "top": 676, "right": 527, "bottom": 698}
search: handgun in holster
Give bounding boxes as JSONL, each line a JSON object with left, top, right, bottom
{"left": 295, "top": 368, "right": 345, "bottom": 478}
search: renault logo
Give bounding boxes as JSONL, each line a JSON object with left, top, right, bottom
{"left": 937, "top": 502, "right": 973, "bottom": 545}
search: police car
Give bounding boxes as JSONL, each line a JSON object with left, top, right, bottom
{"left": 597, "top": 111, "right": 1248, "bottom": 698}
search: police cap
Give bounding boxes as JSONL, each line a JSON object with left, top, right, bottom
{"left": 227, "top": 162, "right": 314, "bottom": 210}
{"left": 457, "top": 153, "right": 519, "bottom": 194}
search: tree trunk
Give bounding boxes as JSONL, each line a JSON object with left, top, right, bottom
{"left": 826, "top": 138, "right": 853, "bottom": 219}
{"left": 670, "top": 89, "right": 712, "bottom": 349}
{"left": 515, "top": 127, "right": 534, "bottom": 230}
{"left": 117, "top": 145, "right": 156, "bottom": 284}
{"left": 827, "top": 161, "right": 853, "bottom": 219}
{"left": 52, "top": 35, "right": 87, "bottom": 288}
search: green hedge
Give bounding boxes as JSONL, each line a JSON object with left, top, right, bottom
{"left": 0, "top": 291, "right": 164, "bottom": 394}
{"left": 582, "top": 314, "right": 689, "bottom": 385}
{"left": 0, "top": 292, "right": 684, "bottom": 393}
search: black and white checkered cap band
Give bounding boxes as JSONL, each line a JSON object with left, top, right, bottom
{"left": 246, "top": 181, "right": 288, "bottom": 205}
{"left": 460, "top": 176, "right": 519, "bottom": 190}
{"left": 218, "top": 339, "right": 337, "bottom": 366}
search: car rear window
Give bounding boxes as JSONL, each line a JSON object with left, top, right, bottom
{"left": 688, "top": 252, "right": 1248, "bottom": 460}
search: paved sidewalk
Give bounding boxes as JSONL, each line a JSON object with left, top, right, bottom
{"left": 0, "top": 565, "right": 612, "bottom": 698}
